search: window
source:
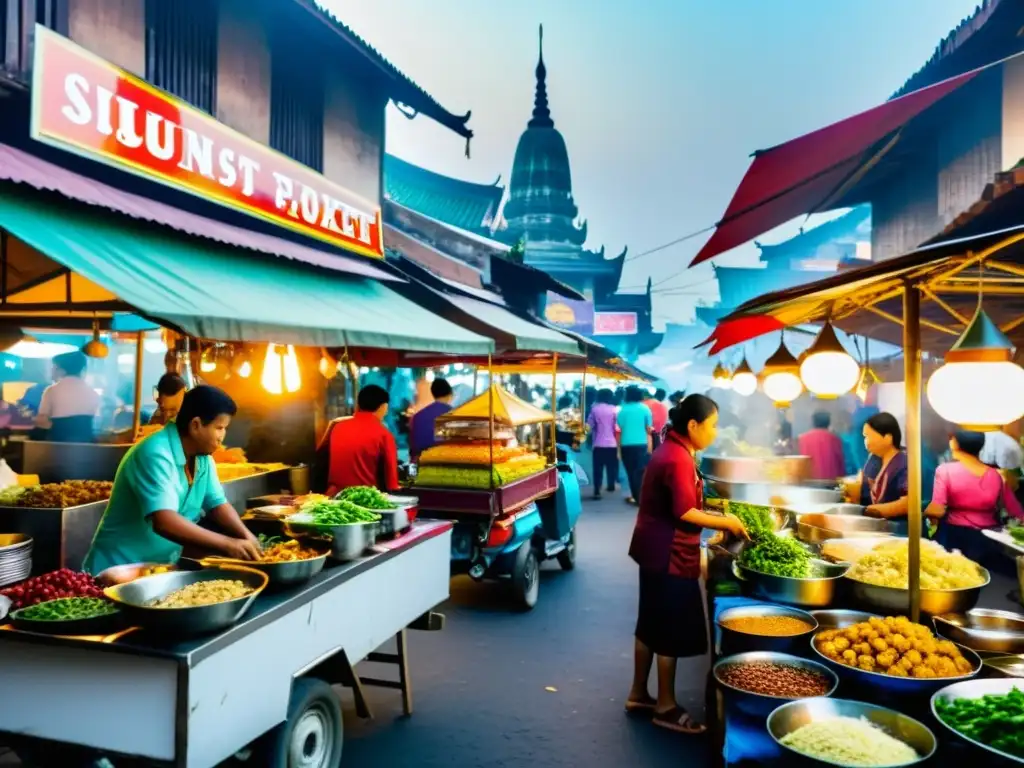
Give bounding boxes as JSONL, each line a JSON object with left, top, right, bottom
{"left": 3, "top": 0, "right": 65, "bottom": 76}
{"left": 145, "top": 0, "right": 217, "bottom": 114}
{"left": 269, "top": 29, "right": 323, "bottom": 171}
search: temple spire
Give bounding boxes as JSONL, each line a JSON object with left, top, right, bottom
{"left": 529, "top": 24, "right": 553, "bottom": 128}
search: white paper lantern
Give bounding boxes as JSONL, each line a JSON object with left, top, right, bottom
{"left": 731, "top": 358, "right": 757, "bottom": 397}
{"left": 799, "top": 322, "right": 860, "bottom": 398}
{"left": 761, "top": 340, "right": 803, "bottom": 408}
{"left": 926, "top": 309, "right": 1024, "bottom": 430}
{"left": 711, "top": 362, "right": 733, "bottom": 390}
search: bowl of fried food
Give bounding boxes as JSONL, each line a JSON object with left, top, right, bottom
{"left": 812, "top": 615, "right": 981, "bottom": 697}
{"left": 196, "top": 535, "right": 330, "bottom": 587}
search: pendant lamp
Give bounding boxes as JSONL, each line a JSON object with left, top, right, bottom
{"left": 82, "top": 318, "right": 109, "bottom": 359}
{"left": 926, "top": 308, "right": 1024, "bottom": 430}
{"left": 731, "top": 357, "right": 758, "bottom": 397}
{"left": 799, "top": 322, "right": 860, "bottom": 398}
{"left": 711, "top": 362, "right": 733, "bottom": 390}
{"left": 319, "top": 348, "right": 339, "bottom": 379}
{"left": 761, "top": 339, "right": 803, "bottom": 407}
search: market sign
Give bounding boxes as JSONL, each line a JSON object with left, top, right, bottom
{"left": 30, "top": 25, "right": 383, "bottom": 260}
{"left": 544, "top": 292, "right": 593, "bottom": 335}
{"left": 594, "top": 311, "right": 638, "bottom": 336}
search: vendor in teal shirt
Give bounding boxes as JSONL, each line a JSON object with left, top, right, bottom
{"left": 83, "top": 385, "right": 262, "bottom": 575}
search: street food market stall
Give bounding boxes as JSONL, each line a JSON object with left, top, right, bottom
{"left": 694, "top": 221, "right": 1024, "bottom": 766}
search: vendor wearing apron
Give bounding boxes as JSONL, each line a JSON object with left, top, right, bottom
{"left": 83, "top": 385, "right": 261, "bottom": 575}
{"left": 34, "top": 351, "right": 99, "bottom": 443}
{"left": 858, "top": 412, "right": 910, "bottom": 535}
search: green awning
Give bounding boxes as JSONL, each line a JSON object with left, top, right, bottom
{"left": 0, "top": 189, "right": 494, "bottom": 354}
{"left": 445, "top": 294, "right": 582, "bottom": 355}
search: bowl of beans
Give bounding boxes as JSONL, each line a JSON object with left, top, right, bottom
{"left": 718, "top": 604, "right": 819, "bottom": 656}
{"left": 714, "top": 651, "right": 839, "bottom": 718}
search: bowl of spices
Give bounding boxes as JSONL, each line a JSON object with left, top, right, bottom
{"left": 718, "top": 603, "right": 818, "bottom": 656}
{"left": 714, "top": 651, "right": 838, "bottom": 718}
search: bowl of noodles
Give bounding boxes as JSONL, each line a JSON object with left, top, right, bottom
{"left": 842, "top": 540, "right": 989, "bottom": 617}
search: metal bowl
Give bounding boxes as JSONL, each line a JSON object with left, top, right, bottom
{"left": 705, "top": 477, "right": 842, "bottom": 506}
{"left": 732, "top": 560, "right": 849, "bottom": 608}
{"left": 767, "top": 697, "right": 937, "bottom": 767}
{"left": 844, "top": 567, "right": 990, "bottom": 617}
{"left": 718, "top": 603, "right": 818, "bottom": 656}
{"left": 808, "top": 609, "right": 878, "bottom": 630}
{"left": 795, "top": 513, "right": 892, "bottom": 542}
{"left": 198, "top": 543, "right": 331, "bottom": 587}
{"left": 811, "top": 633, "right": 982, "bottom": 698}
{"left": 797, "top": 522, "right": 893, "bottom": 544}
{"left": 981, "top": 654, "right": 1024, "bottom": 678}
{"left": 95, "top": 562, "right": 180, "bottom": 587}
{"left": 0, "top": 533, "right": 32, "bottom": 553}
{"left": 714, "top": 651, "right": 839, "bottom": 718}
{"left": 933, "top": 609, "right": 1024, "bottom": 654}
{"left": 931, "top": 678, "right": 1024, "bottom": 764}
{"left": 103, "top": 565, "right": 267, "bottom": 637}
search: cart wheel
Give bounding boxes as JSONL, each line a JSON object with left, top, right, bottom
{"left": 557, "top": 529, "right": 577, "bottom": 571}
{"left": 511, "top": 544, "right": 540, "bottom": 610}
{"left": 261, "top": 677, "right": 343, "bottom": 768}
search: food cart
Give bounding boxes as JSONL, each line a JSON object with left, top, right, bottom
{"left": 694, "top": 221, "right": 1024, "bottom": 765}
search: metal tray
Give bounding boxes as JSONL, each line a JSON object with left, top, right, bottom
{"left": 933, "top": 609, "right": 1024, "bottom": 654}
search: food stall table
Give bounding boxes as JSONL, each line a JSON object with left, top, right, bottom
{"left": 0, "top": 520, "right": 452, "bottom": 768}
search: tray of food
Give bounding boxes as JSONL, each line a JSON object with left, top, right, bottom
{"left": 284, "top": 497, "right": 382, "bottom": 562}
{"left": 714, "top": 650, "right": 838, "bottom": 718}
{"left": 0, "top": 480, "right": 112, "bottom": 509}
{"left": 9, "top": 596, "right": 121, "bottom": 636}
{"left": 192, "top": 535, "right": 330, "bottom": 586}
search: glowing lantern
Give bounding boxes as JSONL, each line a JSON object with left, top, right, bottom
{"left": 731, "top": 357, "right": 757, "bottom": 397}
{"left": 799, "top": 322, "right": 859, "bottom": 398}
{"left": 926, "top": 308, "right": 1024, "bottom": 430}
{"left": 283, "top": 346, "right": 301, "bottom": 393}
{"left": 319, "top": 349, "right": 339, "bottom": 379}
{"left": 761, "top": 341, "right": 803, "bottom": 407}
{"left": 82, "top": 320, "right": 109, "bottom": 359}
{"left": 711, "top": 362, "right": 732, "bottom": 389}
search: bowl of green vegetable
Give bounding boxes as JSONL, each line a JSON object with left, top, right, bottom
{"left": 286, "top": 496, "right": 382, "bottom": 562}
{"left": 931, "top": 678, "right": 1024, "bottom": 764}
{"left": 10, "top": 596, "right": 121, "bottom": 636}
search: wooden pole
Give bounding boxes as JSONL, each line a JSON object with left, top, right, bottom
{"left": 132, "top": 332, "right": 144, "bottom": 437}
{"left": 487, "top": 355, "right": 494, "bottom": 490}
{"left": 581, "top": 365, "right": 588, "bottom": 449}
{"left": 903, "top": 283, "right": 923, "bottom": 623}
{"left": 550, "top": 354, "right": 558, "bottom": 463}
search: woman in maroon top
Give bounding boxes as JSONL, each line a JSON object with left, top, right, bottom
{"left": 625, "top": 394, "right": 748, "bottom": 734}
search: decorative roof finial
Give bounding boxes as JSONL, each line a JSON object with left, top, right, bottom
{"left": 530, "top": 23, "right": 553, "bottom": 128}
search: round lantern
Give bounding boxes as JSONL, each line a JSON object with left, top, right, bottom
{"left": 799, "top": 322, "right": 860, "bottom": 398}
{"left": 731, "top": 358, "right": 757, "bottom": 397}
{"left": 926, "top": 309, "right": 1024, "bottom": 430}
{"left": 761, "top": 341, "right": 803, "bottom": 407}
{"left": 711, "top": 362, "right": 732, "bottom": 389}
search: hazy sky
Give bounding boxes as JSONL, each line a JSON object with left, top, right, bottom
{"left": 326, "top": 0, "right": 982, "bottom": 327}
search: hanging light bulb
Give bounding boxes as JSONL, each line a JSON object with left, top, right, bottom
{"left": 761, "top": 339, "right": 803, "bottom": 408}
{"left": 283, "top": 345, "right": 302, "bottom": 393}
{"left": 261, "top": 344, "right": 284, "bottom": 395}
{"left": 319, "top": 348, "right": 339, "bottom": 379}
{"left": 799, "top": 322, "right": 860, "bottom": 398}
{"left": 82, "top": 319, "right": 109, "bottom": 359}
{"left": 711, "top": 362, "right": 733, "bottom": 389}
{"left": 199, "top": 344, "right": 218, "bottom": 374}
{"left": 731, "top": 357, "right": 757, "bottom": 397}
{"left": 238, "top": 359, "right": 252, "bottom": 378}
{"left": 232, "top": 346, "right": 252, "bottom": 379}
{"left": 854, "top": 365, "right": 879, "bottom": 403}
{"left": 927, "top": 308, "right": 1024, "bottom": 430}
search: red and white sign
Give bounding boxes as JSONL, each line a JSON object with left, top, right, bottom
{"left": 30, "top": 25, "right": 383, "bottom": 259}
{"left": 594, "top": 312, "right": 638, "bottom": 336}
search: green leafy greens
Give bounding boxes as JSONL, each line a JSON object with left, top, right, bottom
{"left": 729, "top": 501, "right": 812, "bottom": 578}
{"left": 335, "top": 486, "right": 396, "bottom": 510}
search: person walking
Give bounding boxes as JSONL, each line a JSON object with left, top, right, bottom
{"left": 618, "top": 386, "right": 653, "bottom": 505}
{"left": 644, "top": 389, "right": 669, "bottom": 450}
{"left": 586, "top": 388, "right": 619, "bottom": 499}
{"left": 797, "top": 410, "right": 846, "bottom": 482}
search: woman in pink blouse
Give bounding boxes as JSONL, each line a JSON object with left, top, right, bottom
{"left": 926, "top": 430, "right": 1024, "bottom": 567}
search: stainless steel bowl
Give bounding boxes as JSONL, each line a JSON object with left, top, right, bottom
{"left": 795, "top": 513, "right": 892, "bottom": 540}
{"left": 809, "top": 609, "right": 878, "bottom": 630}
{"left": 705, "top": 477, "right": 842, "bottom": 506}
{"left": 981, "top": 654, "right": 1024, "bottom": 678}
{"left": 844, "top": 567, "right": 990, "bottom": 617}
{"left": 797, "top": 522, "right": 893, "bottom": 544}
{"left": 714, "top": 651, "right": 839, "bottom": 718}
{"left": 933, "top": 609, "right": 1024, "bottom": 654}
{"left": 732, "top": 560, "right": 849, "bottom": 608}
{"left": 95, "top": 562, "right": 180, "bottom": 587}
{"left": 811, "top": 634, "right": 982, "bottom": 698}
{"left": 326, "top": 521, "right": 380, "bottom": 562}
{"left": 931, "top": 678, "right": 1024, "bottom": 764}
{"left": 767, "top": 697, "right": 937, "bottom": 767}
{"left": 702, "top": 455, "right": 812, "bottom": 485}
{"left": 786, "top": 502, "right": 865, "bottom": 517}
{"left": 718, "top": 603, "right": 818, "bottom": 656}
{"left": 103, "top": 565, "right": 267, "bottom": 637}
{"left": 0, "top": 533, "right": 32, "bottom": 553}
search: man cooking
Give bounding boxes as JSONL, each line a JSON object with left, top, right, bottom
{"left": 83, "top": 385, "right": 261, "bottom": 575}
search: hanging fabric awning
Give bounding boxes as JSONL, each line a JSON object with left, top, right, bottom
{"left": 690, "top": 69, "right": 979, "bottom": 266}
{"left": 0, "top": 187, "right": 494, "bottom": 355}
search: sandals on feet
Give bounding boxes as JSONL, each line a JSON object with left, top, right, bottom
{"left": 652, "top": 707, "right": 706, "bottom": 735}
{"left": 624, "top": 696, "right": 656, "bottom": 714}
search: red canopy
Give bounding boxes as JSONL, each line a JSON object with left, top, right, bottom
{"left": 690, "top": 69, "right": 978, "bottom": 267}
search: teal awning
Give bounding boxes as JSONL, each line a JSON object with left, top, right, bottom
{"left": 0, "top": 189, "right": 494, "bottom": 355}
{"left": 444, "top": 294, "right": 581, "bottom": 356}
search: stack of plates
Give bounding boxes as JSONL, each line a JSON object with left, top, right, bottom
{"left": 0, "top": 534, "right": 32, "bottom": 587}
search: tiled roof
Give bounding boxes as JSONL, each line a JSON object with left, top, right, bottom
{"left": 384, "top": 154, "right": 504, "bottom": 235}
{"left": 935, "top": 162, "right": 1024, "bottom": 238}
{"left": 304, "top": 1, "right": 473, "bottom": 142}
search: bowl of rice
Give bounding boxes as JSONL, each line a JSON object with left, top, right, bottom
{"left": 767, "top": 697, "right": 936, "bottom": 767}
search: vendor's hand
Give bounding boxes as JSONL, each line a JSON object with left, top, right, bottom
{"left": 725, "top": 513, "right": 750, "bottom": 541}
{"left": 864, "top": 505, "right": 881, "bottom": 518}
{"left": 223, "top": 537, "right": 262, "bottom": 561}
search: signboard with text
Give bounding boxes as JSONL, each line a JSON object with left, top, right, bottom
{"left": 30, "top": 25, "right": 383, "bottom": 259}
{"left": 593, "top": 311, "right": 638, "bottom": 336}
{"left": 544, "top": 292, "right": 594, "bottom": 335}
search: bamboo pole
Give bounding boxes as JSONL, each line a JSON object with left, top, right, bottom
{"left": 903, "top": 283, "right": 923, "bottom": 623}
{"left": 132, "top": 332, "right": 144, "bottom": 438}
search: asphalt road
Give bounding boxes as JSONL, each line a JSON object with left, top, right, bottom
{"left": 341, "top": 493, "right": 712, "bottom": 768}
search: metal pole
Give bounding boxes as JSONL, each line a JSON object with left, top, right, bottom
{"left": 487, "top": 354, "right": 494, "bottom": 490}
{"left": 132, "top": 331, "right": 144, "bottom": 438}
{"left": 903, "top": 283, "right": 923, "bottom": 623}
{"left": 580, "top": 365, "right": 588, "bottom": 450}
{"left": 472, "top": 367, "right": 479, "bottom": 396}
{"left": 550, "top": 354, "right": 558, "bottom": 463}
